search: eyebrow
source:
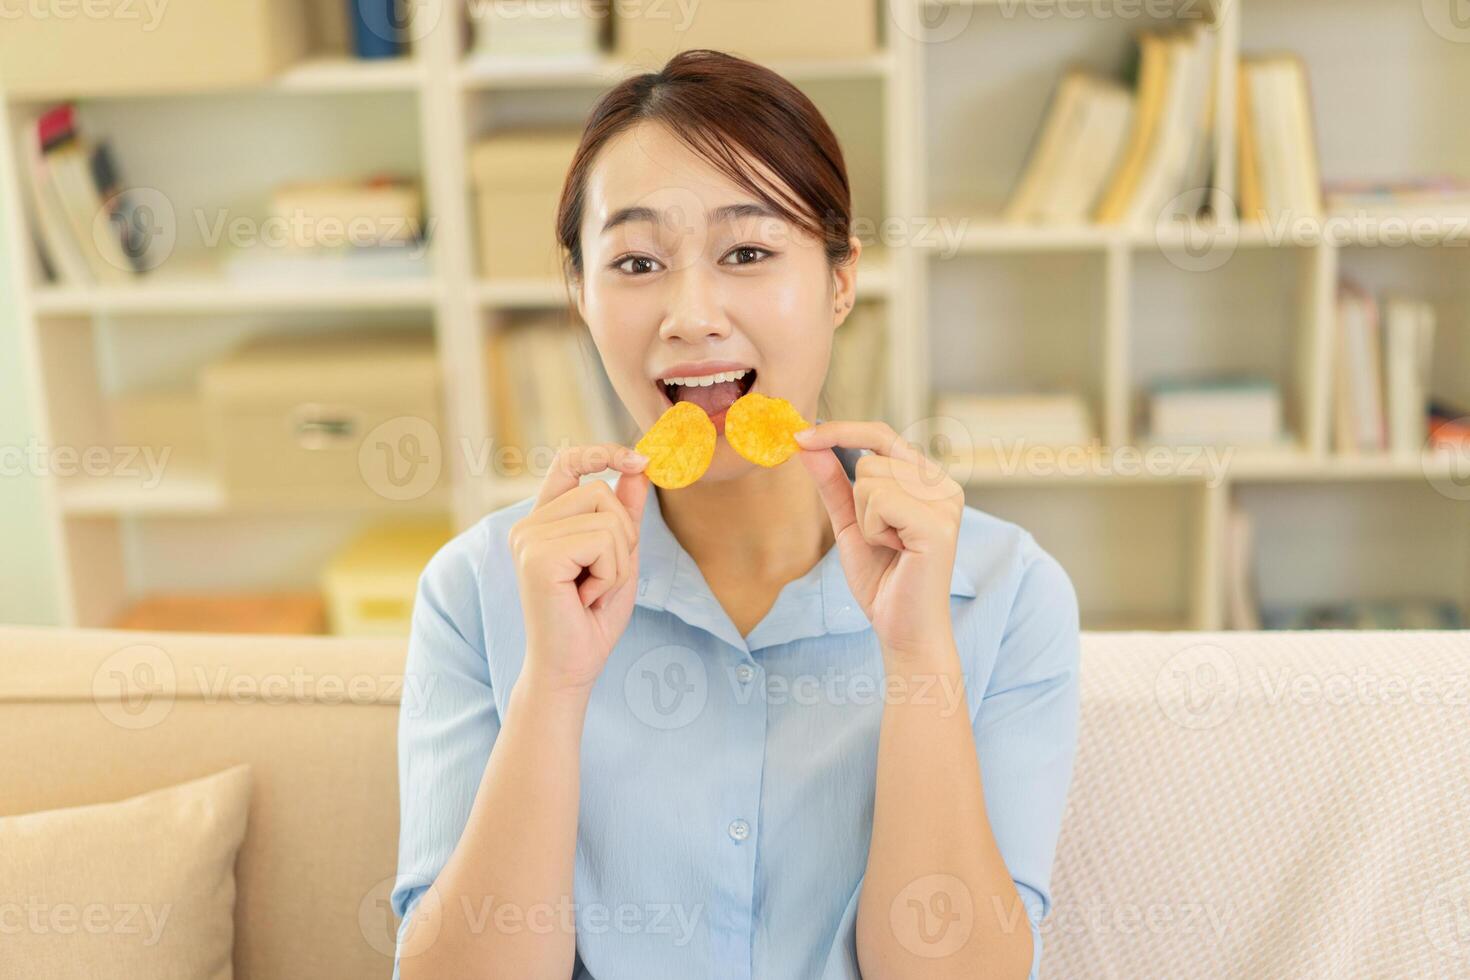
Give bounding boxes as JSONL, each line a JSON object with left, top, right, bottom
{"left": 600, "top": 201, "right": 781, "bottom": 234}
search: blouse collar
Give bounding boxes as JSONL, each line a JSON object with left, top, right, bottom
{"left": 633, "top": 444, "right": 977, "bottom": 654}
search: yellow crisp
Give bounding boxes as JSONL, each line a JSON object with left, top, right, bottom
{"left": 725, "top": 392, "right": 809, "bottom": 468}
{"left": 635, "top": 401, "right": 717, "bottom": 489}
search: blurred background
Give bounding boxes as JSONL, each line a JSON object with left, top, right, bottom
{"left": 2, "top": 0, "right": 1468, "bottom": 636}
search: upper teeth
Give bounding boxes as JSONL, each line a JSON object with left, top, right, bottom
{"left": 664, "top": 369, "right": 749, "bottom": 387}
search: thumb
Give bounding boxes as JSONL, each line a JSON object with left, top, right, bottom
{"left": 798, "top": 448, "right": 857, "bottom": 539}
{"left": 615, "top": 469, "right": 650, "bottom": 533}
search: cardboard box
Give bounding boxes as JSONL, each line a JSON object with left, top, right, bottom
{"left": 470, "top": 130, "right": 582, "bottom": 281}
{"left": 199, "top": 330, "right": 442, "bottom": 505}
{"left": 0, "top": 0, "right": 309, "bottom": 98}
{"left": 614, "top": 0, "right": 878, "bottom": 65}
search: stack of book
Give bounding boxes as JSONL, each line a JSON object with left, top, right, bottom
{"left": 22, "top": 104, "right": 146, "bottom": 284}
{"left": 1237, "top": 56, "right": 1323, "bottom": 223}
{"left": 1144, "top": 375, "right": 1284, "bottom": 449}
{"left": 487, "top": 315, "right": 627, "bottom": 464}
{"left": 1324, "top": 176, "right": 1470, "bottom": 221}
{"left": 1334, "top": 283, "right": 1437, "bottom": 456}
{"left": 931, "top": 392, "right": 1094, "bottom": 453}
{"left": 1007, "top": 23, "right": 1220, "bottom": 226}
{"left": 1261, "top": 599, "right": 1464, "bottom": 630}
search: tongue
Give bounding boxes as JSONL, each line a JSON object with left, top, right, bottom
{"left": 677, "top": 380, "right": 744, "bottom": 416}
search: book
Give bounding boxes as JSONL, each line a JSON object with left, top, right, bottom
{"left": 488, "top": 315, "right": 622, "bottom": 462}
{"left": 1261, "top": 598, "right": 1464, "bottom": 630}
{"left": 1122, "top": 26, "right": 1216, "bottom": 225}
{"left": 931, "top": 392, "right": 1094, "bottom": 452}
{"left": 1145, "top": 375, "right": 1283, "bottom": 448}
{"left": 1383, "top": 297, "right": 1436, "bottom": 455}
{"left": 1004, "top": 70, "right": 1133, "bottom": 225}
{"left": 25, "top": 105, "right": 135, "bottom": 284}
{"left": 1224, "top": 506, "right": 1261, "bottom": 631}
{"left": 1333, "top": 282, "right": 1386, "bottom": 454}
{"left": 1236, "top": 56, "right": 1323, "bottom": 223}
{"left": 1089, "top": 27, "right": 1217, "bottom": 226}
{"left": 1324, "top": 176, "right": 1470, "bottom": 219}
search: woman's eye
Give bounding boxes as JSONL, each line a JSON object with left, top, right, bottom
{"left": 723, "top": 246, "right": 771, "bottom": 266}
{"left": 614, "top": 255, "right": 660, "bottom": 275}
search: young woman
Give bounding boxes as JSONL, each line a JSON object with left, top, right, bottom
{"left": 392, "top": 49, "right": 1080, "bottom": 980}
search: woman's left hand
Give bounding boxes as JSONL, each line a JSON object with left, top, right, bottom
{"left": 795, "top": 421, "right": 965, "bottom": 662}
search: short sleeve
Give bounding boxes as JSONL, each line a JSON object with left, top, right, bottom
{"left": 390, "top": 524, "right": 502, "bottom": 978}
{"left": 972, "top": 537, "right": 1082, "bottom": 980}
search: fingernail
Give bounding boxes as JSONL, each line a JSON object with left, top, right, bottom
{"left": 626, "top": 451, "right": 649, "bottom": 467}
{"left": 793, "top": 428, "right": 815, "bottom": 444}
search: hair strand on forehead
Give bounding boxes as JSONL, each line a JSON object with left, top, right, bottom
{"left": 555, "top": 48, "right": 855, "bottom": 286}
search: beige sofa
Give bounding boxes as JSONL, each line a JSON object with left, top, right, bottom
{"left": 4, "top": 626, "right": 1468, "bottom": 978}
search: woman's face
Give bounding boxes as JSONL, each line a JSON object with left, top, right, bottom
{"left": 575, "top": 121, "right": 860, "bottom": 483}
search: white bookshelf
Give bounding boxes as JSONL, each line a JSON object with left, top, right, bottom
{"left": 3, "top": 0, "right": 1468, "bottom": 631}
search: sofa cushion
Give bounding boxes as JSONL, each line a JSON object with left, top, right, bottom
{"left": 0, "top": 765, "right": 251, "bottom": 980}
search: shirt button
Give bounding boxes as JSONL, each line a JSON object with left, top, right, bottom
{"left": 728, "top": 819, "right": 750, "bottom": 842}
{"left": 735, "top": 663, "right": 755, "bottom": 683}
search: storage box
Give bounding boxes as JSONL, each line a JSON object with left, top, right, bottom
{"left": 269, "top": 178, "right": 424, "bottom": 249}
{"left": 199, "top": 330, "right": 443, "bottom": 505}
{"left": 112, "top": 592, "right": 326, "bottom": 635}
{"left": 321, "top": 520, "right": 453, "bottom": 636}
{"left": 470, "top": 130, "right": 582, "bottom": 281}
{"left": 0, "top": 0, "right": 309, "bottom": 98}
{"left": 471, "top": 0, "right": 609, "bottom": 57}
{"left": 614, "top": 0, "right": 878, "bottom": 64}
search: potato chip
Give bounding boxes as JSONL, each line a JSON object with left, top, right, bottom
{"left": 635, "top": 401, "right": 717, "bottom": 489}
{"left": 724, "top": 392, "right": 810, "bottom": 468}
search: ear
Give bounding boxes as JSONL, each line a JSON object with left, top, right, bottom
{"left": 832, "top": 235, "right": 863, "bottom": 328}
{"left": 571, "top": 274, "right": 588, "bottom": 325}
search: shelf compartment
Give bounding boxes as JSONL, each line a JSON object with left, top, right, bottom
{"left": 927, "top": 250, "right": 1110, "bottom": 452}
{"left": 1234, "top": 479, "right": 1470, "bottom": 625}
{"left": 1129, "top": 244, "right": 1321, "bottom": 451}
{"left": 967, "top": 482, "right": 1212, "bottom": 630}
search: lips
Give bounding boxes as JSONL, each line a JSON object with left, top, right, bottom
{"left": 654, "top": 369, "right": 757, "bottom": 430}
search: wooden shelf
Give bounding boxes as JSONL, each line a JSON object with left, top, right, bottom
{"left": 458, "top": 52, "right": 891, "bottom": 90}
{"left": 5, "top": 0, "right": 1467, "bottom": 630}
{"left": 32, "top": 274, "right": 439, "bottom": 315}
{"left": 57, "top": 461, "right": 452, "bottom": 517}
{"left": 273, "top": 56, "right": 425, "bottom": 94}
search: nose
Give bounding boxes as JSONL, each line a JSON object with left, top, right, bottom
{"left": 658, "top": 262, "right": 731, "bottom": 346}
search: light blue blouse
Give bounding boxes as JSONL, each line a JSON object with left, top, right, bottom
{"left": 392, "top": 447, "right": 1081, "bottom": 979}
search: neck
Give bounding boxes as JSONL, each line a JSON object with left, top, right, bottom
{"left": 656, "top": 455, "right": 835, "bottom": 582}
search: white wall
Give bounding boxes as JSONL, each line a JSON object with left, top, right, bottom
{"left": 0, "top": 191, "right": 60, "bottom": 626}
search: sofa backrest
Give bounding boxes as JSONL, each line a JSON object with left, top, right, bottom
{"left": 4, "top": 627, "right": 1468, "bottom": 979}
{"left": 1046, "top": 630, "right": 1470, "bottom": 978}
{"left": 0, "top": 626, "right": 408, "bottom": 980}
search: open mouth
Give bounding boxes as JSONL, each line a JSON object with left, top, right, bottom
{"left": 656, "top": 368, "right": 757, "bottom": 419}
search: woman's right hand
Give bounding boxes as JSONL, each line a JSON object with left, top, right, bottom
{"left": 509, "top": 444, "right": 651, "bottom": 696}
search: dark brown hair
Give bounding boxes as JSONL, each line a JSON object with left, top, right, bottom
{"left": 555, "top": 48, "right": 855, "bottom": 284}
